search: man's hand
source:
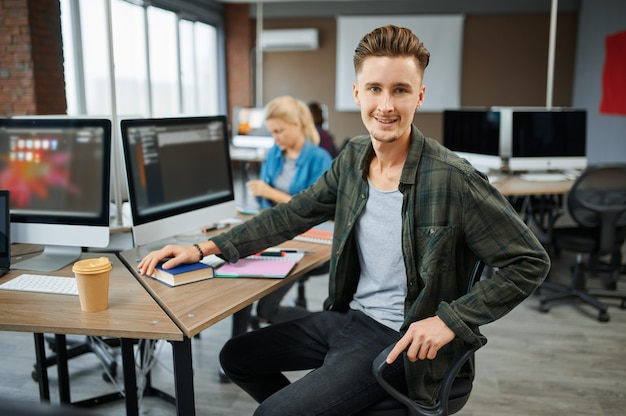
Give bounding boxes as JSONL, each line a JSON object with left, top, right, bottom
{"left": 386, "top": 316, "right": 455, "bottom": 364}
{"left": 137, "top": 243, "right": 212, "bottom": 277}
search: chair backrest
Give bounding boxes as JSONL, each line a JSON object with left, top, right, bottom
{"left": 567, "top": 164, "right": 626, "bottom": 254}
{"left": 369, "top": 259, "right": 487, "bottom": 416}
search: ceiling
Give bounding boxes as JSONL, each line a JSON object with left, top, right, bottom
{"left": 214, "top": 0, "right": 581, "bottom": 19}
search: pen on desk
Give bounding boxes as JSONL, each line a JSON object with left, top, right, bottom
{"left": 279, "top": 249, "right": 315, "bottom": 254}
{"left": 259, "top": 249, "right": 315, "bottom": 255}
{"left": 201, "top": 223, "right": 228, "bottom": 233}
{"left": 257, "top": 251, "right": 285, "bottom": 257}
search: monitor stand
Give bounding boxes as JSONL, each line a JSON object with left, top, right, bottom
{"left": 12, "top": 245, "right": 82, "bottom": 272}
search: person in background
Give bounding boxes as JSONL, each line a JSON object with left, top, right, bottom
{"left": 248, "top": 96, "right": 332, "bottom": 210}
{"left": 220, "top": 96, "right": 333, "bottom": 381}
{"left": 138, "top": 25, "right": 550, "bottom": 414}
{"left": 308, "top": 101, "right": 338, "bottom": 158}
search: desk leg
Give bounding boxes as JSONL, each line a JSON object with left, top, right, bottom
{"left": 54, "top": 334, "right": 71, "bottom": 404}
{"left": 171, "top": 337, "right": 195, "bottom": 416}
{"left": 33, "top": 333, "right": 50, "bottom": 403}
{"left": 121, "top": 338, "right": 139, "bottom": 416}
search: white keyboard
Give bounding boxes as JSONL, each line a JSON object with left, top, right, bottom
{"left": 519, "top": 173, "right": 569, "bottom": 182}
{"left": 0, "top": 274, "right": 79, "bottom": 296}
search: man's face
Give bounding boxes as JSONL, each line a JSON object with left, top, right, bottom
{"left": 352, "top": 56, "right": 425, "bottom": 145}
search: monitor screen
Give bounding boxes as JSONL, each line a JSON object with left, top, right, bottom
{"left": 442, "top": 109, "right": 503, "bottom": 172}
{"left": 231, "top": 106, "right": 274, "bottom": 149}
{"left": 0, "top": 118, "right": 112, "bottom": 271}
{"left": 0, "top": 190, "right": 9, "bottom": 272}
{"left": 508, "top": 109, "right": 587, "bottom": 172}
{"left": 121, "top": 115, "right": 237, "bottom": 248}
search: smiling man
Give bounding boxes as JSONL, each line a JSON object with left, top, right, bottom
{"left": 138, "top": 25, "right": 550, "bottom": 415}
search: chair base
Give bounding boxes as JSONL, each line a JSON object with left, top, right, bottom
{"left": 539, "top": 281, "right": 611, "bottom": 322}
{"left": 539, "top": 280, "right": 626, "bottom": 322}
{"left": 31, "top": 335, "right": 119, "bottom": 383}
{"left": 539, "top": 252, "right": 626, "bottom": 322}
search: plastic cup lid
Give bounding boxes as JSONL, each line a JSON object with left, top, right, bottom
{"left": 72, "top": 257, "right": 112, "bottom": 274}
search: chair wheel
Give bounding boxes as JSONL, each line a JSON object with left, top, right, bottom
{"left": 539, "top": 303, "right": 549, "bottom": 313}
{"left": 621, "top": 299, "right": 626, "bottom": 309}
{"left": 598, "top": 311, "right": 610, "bottom": 322}
{"left": 31, "top": 369, "right": 39, "bottom": 382}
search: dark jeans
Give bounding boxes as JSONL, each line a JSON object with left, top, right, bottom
{"left": 220, "top": 309, "right": 405, "bottom": 416}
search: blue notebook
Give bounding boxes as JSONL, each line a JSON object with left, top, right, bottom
{"left": 150, "top": 261, "right": 214, "bottom": 287}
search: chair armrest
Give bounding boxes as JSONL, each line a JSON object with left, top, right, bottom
{"left": 372, "top": 335, "right": 487, "bottom": 416}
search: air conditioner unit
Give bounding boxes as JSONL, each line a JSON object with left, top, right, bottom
{"left": 260, "top": 29, "right": 318, "bottom": 51}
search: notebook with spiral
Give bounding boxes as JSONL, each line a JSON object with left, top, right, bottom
{"left": 215, "top": 251, "right": 304, "bottom": 279}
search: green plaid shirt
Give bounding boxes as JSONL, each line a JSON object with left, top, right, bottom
{"left": 212, "top": 125, "right": 550, "bottom": 404}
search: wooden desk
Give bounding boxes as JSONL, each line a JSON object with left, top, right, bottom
{"left": 119, "top": 239, "right": 331, "bottom": 338}
{"left": 0, "top": 252, "right": 183, "bottom": 416}
{"left": 492, "top": 175, "right": 574, "bottom": 197}
{"left": 118, "top": 238, "right": 331, "bottom": 415}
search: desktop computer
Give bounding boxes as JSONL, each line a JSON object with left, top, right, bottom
{"left": 443, "top": 107, "right": 587, "bottom": 175}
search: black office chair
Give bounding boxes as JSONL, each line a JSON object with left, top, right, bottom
{"left": 360, "top": 260, "right": 487, "bottom": 416}
{"left": 539, "top": 163, "right": 626, "bottom": 322}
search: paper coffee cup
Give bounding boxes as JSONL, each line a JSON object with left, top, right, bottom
{"left": 72, "top": 257, "right": 112, "bottom": 312}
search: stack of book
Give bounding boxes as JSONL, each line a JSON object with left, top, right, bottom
{"left": 149, "top": 249, "right": 308, "bottom": 286}
{"left": 294, "top": 221, "right": 333, "bottom": 245}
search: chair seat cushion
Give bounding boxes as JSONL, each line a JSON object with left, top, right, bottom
{"left": 553, "top": 227, "right": 598, "bottom": 253}
{"left": 367, "top": 377, "right": 473, "bottom": 412}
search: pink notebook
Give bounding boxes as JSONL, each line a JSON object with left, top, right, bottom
{"left": 215, "top": 258, "right": 298, "bottom": 279}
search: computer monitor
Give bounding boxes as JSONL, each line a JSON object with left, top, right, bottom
{"left": 442, "top": 109, "right": 503, "bottom": 172}
{"left": 0, "top": 190, "right": 10, "bottom": 274}
{"left": 231, "top": 106, "right": 274, "bottom": 149}
{"left": 0, "top": 118, "right": 112, "bottom": 272}
{"left": 507, "top": 109, "right": 587, "bottom": 172}
{"left": 120, "top": 115, "right": 237, "bottom": 248}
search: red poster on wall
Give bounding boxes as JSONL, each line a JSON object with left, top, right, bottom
{"left": 600, "top": 30, "right": 626, "bottom": 116}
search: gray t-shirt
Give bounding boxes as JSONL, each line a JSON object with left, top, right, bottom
{"left": 349, "top": 180, "right": 406, "bottom": 331}
{"left": 274, "top": 156, "right": 297, "bottom": 194}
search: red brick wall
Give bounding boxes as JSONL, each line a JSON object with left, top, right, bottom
{"left": 0, "top": 0, "right": 66, "bottom": 116}
{"left": 224, "top": 3, "right": 253, "bottom": 119}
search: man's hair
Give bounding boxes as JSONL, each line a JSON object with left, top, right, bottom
{"left": 353, "top": 25, "right": 430, "bottom": 75}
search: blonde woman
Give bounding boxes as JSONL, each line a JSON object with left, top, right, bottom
{"left": 247, "top": 95, "right": 332, "bottom": 209}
